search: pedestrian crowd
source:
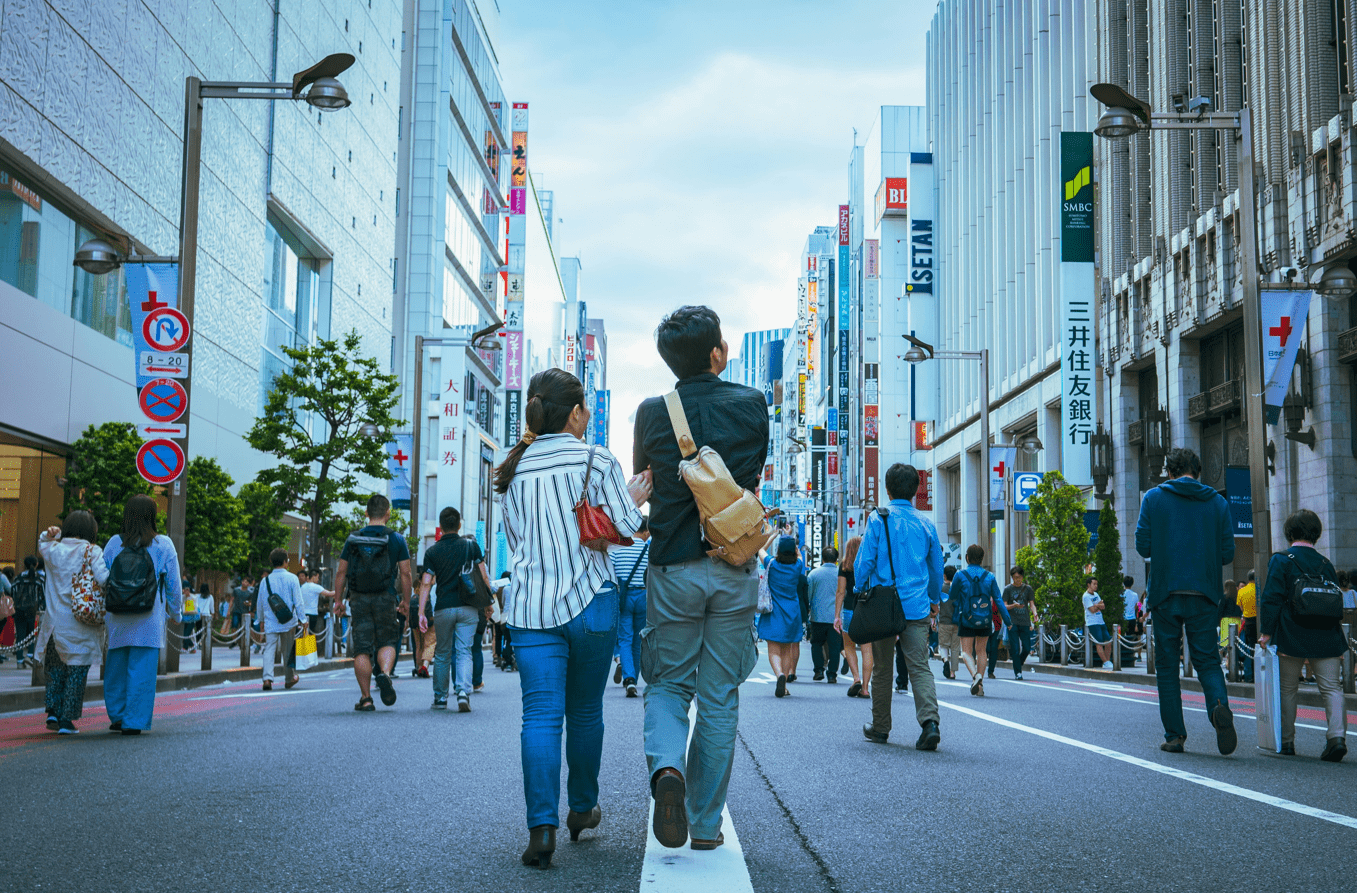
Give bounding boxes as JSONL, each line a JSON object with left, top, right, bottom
{"left": 8, "top": 304, "right": 1352, "bottom": 873}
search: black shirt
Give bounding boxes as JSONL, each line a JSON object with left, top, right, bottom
{"left": 633, "top": 373, "right": 770, "bottom": 566}
{"left": 1003, "top": 584, "right": 1035, "bottom": 627}
{"left": 422, "top": 535, "right": 483, "bottom": 612}
{"left": 839, "top": 566, "right": 857, "bottom": 611}
{"left": 339, "top": 525, "right": 411, "bottom": 596}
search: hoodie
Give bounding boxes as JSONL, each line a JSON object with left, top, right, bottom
{"left": 1134, "top": 476, "right": 1234, "bottom": 609}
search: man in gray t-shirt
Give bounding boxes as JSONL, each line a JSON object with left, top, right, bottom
{"left": 808, "top": 547, "right": 843, "bottom": 683}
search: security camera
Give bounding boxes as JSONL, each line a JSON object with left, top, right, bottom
{"left": 1279, "top": 266, "right": 1301, "bottom": 282}
{"left": 1187, "top": 96, "right": 1212, "bottom": 114}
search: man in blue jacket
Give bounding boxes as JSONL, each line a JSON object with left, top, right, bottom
{"left": 1135, "top": 447, "right": 1236, "bottom": 755}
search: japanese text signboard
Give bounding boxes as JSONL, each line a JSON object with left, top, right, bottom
{"left": 1059, "top": 132, "right": 1095, "bottom": 485}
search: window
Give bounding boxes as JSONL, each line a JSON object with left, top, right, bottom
{"left": 0, "top": 167, "right": 133, "bottom": 346}
{"left": 260, "top": 216, "right": 331, "bottom": 411}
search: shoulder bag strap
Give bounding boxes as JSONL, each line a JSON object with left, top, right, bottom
{"left": 624, "top": 542, "right": 650, "bottom": 589}
{"left": 663, "top": 391, "right": 699, "bottom": 459}
{"left": 578, "top": 445, "right": 598, "bottom": 505}
{"left": 877, "top": 508, "right": 897, "bottom": 586}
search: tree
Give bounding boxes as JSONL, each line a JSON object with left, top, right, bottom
{"left": 238, "top": 480, "right": 290, "bottom": 579}
{"left": 63, "top": 422, "right": 152, "bottom": 545}
{"left": 184, "top": 457, "right": 248, "bottom": 577}
{"left": 1093, "top": 498, "right": 1125, "bottom": 624}
{"left": 247, "top": 330, "right": 399, "bottom": 573}
{"left": 325, "top": 505, "right": 417, "bottom": 573}
{"left": 1025, "top": 470, "right": 1090, "bottom": 629}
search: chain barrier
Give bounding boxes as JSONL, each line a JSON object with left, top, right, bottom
{"left": 1118, "top": 634, "right": 1145, "bottom": 648}
{"left": 0, "top": 629, "right": 38, "bottom": 655}
{"left": 1235, "top": 638, "right": 1255, "bottom": 660}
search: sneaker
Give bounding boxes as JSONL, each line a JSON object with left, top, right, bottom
{"left": 827, "top": 674, "right": 837, "bottom": 684}
{"left": 1102, "top": 661, "right": 1114, "bottom": 670}
{"left": 1161, "top": 736, "right": 1186, "bottom": 752}
{"left": 45, "top": 716, "right": 58, "bottom": 731}
{"left": 813, "top": 671, "right": 825, "bottom": 681}
{"left": 432, "top": 699, "right": 448, "bottom": 710}
{"left": 970, "top": 678, "right": 982, "bottom": 696}
{"left": 942, "top": 664, "right": 953, "bottom": 680}
{"left": 457, "top": 694, "right": 471, "bottom": 713}
{"left": 57, "top": 720, "right": 78, "bottom": 735}
{"left": 473, "top": 683, "right": 484, "bottom": 693}
{"left": 614, "top": 661, "right": 623, "bottom": 684}
{"left": 626, "top": 683, "right": 638, "bottom": 698}
{"left": 987, "top": 671, "right": 996, "bottom": 679}
{"left": 895, "top": 684, "right": 908, "bottom": 693}
{"left": 262, "top": 680, "right": 273, "bottom": 691}
{"left": 1014, "top": 672, "right": 1024, "bottom": 680}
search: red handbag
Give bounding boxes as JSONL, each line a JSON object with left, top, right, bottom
{"left": 574, "top": 445, "right": 633, "bottom": 552}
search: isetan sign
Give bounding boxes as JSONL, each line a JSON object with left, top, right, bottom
{"left": 874, "top": 177, "right": 908, "bottom": 222}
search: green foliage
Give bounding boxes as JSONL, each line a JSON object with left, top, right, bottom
{"left": 184, "top": 457, "right": 247, "bottom": 576}
{"left": 1025, "top": 470, "right": 1090, "bottom": 629}
{"left": 63, "top": 422, "right": 152, "bottom": 545}
{"left": 1093, "top": 499, "right": 1125, "bottom": 623}
{"left": 238, "top": 480, "right": 290, "bottom": 579}
{"left": 326, "top": 505, "right": 416, "bottom": 572}
{"left": 246, "top": 330, "right": 399, "bottom": 573}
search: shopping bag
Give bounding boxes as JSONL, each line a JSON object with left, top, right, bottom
{"left": 1255, "top": 644, "right": 1282, "bottom": 753}
{"left": 294, "top": 633, "right": 319, "bottom": 671}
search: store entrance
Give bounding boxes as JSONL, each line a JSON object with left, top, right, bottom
{"left": 0, "top": 433, "right": 67, "bottom": 573}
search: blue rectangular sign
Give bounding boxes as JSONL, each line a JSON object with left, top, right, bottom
{"left": 1225, "top": 466, "right": 1252, "bottom": 537}
{"left": 125, "top": 263, "right": 182, "bottom": 389}
{"left": 593, "top": 389, "right": 610, "bottom": 446}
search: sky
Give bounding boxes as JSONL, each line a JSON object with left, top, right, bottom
{"left": 498, "top": 0, "right": 934, "bottom": 470}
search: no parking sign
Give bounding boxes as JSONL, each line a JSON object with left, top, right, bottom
{"left": 138, "top": 378, "right": 188, "bottom": 424}
{"left": 136, "top": 438, "right": 186, "bottom": 485}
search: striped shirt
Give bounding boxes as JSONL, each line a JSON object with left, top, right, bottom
{"left": 610, "top": 540, "right": 650, "bottom": 591}
{"left": 502, "top": 434, "right": 644, "bottom": 629}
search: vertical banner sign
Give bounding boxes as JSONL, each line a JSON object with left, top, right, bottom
{"left": 481, "top": 101, "right": 503, "bottom": 304}
{"left": 989, "top": 446, "right": 1017, "bottom": 513}
{"left": 593, "top": 390, "right": 609, "bottom": 446}
{"left": 1059, "top": 132, "right": 1095, "bottom": 486}
{"left": 1224, "top": 465, "right": 1253, "bottom": 537}
{"left": 1260, "top": 289, "right": 1312, "bottom": 411}
{"left": 504, "top": 102, "right": 528, "bottom": 446}
{"left": 387, "top": 434, "right": 413, "bottom": 509}
{"left": 837, "top": 205, "right": 851, "bottom": 437}
{"left": 438, "top": 347, "right": 468, "bottom": 516}
{"left": 915, "top": 469, "right": 932, "bottom": 511}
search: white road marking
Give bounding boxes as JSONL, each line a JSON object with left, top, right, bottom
{"left": 939, "top": 699, "right": 1357, "bottom": 830}
{"left": 639, "top": 706, "right": 755, "bottom": 892}
{"left": 189, "top": 689, "right": 331, "bottom": 701}
{"left": 744, "top": 672, "right": 778, "bottom": 686}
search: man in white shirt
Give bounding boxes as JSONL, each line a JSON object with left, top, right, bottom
{"left": 299, "top": 569, "right": 332, "bottom": 635}
{"left": 256, "top": 549, "right": 306, "bottom": 691}
{"left": 1083, "top": 577, "right": 1113, "bottom": 669}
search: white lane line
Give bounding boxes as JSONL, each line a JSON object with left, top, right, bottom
{"left": 1012, "top": 679, "right": 1356, "bottom": 737}
{"left": 189, "top": 690, "right": 331, "bottom": 700}
{"left": 938, "top": 699, "right": 1357, "bottom": 831}
{"left": 639, "top": 706, "right": 755, "bottom": 893}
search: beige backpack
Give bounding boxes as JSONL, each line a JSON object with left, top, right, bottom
{"left": 663, "top": 391, "right": 775, "bottom": 566}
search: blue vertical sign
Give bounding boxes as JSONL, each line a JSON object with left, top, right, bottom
{"left": 386, "top": 434, "right": 413, "bottom": 509}
{"left": 125, "top": 263, "right": 183, "bottom": 389}
{"left": 593, "top": 390, "right": 609, "bottom": 447}
{"left": 1225, "top": 466, "right": 1252, "bottom": 537}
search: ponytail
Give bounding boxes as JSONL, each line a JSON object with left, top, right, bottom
{"left": 494, "top": 368, "right": 586, "bottom": 493}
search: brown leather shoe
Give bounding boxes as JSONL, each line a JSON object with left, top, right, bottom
{"left": 651, "top": 768, "right": 688, "bottom": 848}
{"left": 285, "top": 674, "right": 299, "bottom": 690}
{"left": 691, "top": 832, "right": 724, "bottom": 850}
{"left": 262, "top": 680, "right": 273, "bottom": 691}
{"left": 566, "top": 805, "right": 601, "bottom": 841}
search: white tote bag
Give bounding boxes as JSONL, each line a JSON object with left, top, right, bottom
{"left": 1254, "top": 644, "right": 1283, "bottom": 753}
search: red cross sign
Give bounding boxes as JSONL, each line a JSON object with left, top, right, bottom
{"left": 1269, "top": 316, "right": 1293, "bottom": 346}
{"left": 392, "top": 448, "right": 409, "bottom": 466}
{"left": 993, "top": 459, "right": 1007, "bottom": 479}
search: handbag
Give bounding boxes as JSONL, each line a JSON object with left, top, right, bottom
{"left": 294, "top": 632, "right": 318, "bottom": 671}
{"left": 459, "top": 541, "right": 494, "bottom": 611}
{"left": 574, "top": 445, "right": 633, "bottom": 552}
{"left": 264, "top": 576, "right": 294, "bottom": 624}
{"left": 0, "top": 593, "right": 12, "bottom": 621}
{"left": 756, "top": 563, "right": 773, "bottom": 615}
{"left": 847, "top": 508, "right": 907, "bottom": 644}
{"left": 71, "top": 544, "right": 106, "bottom": 626}
{"left": 1279, "top": 552, "right": 1344, "bottom": 623}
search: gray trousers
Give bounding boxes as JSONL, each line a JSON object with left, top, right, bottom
{"left": 641, "top": 556, "right": 759, "bottom": 840}
{"left": 870, "top": 618, "right": 939, "bottom": 734}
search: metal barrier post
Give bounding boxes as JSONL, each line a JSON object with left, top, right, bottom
{"left": 1226, "top": 622, "right": 1238, "bottom": 682}
{"left": 1113, "top": 624, "right": 1122, "bottom": 672}
{"left": 240, "top": 619, "right": 251, "bottom": 667}
{"left": 1084, "top": 625, "right": 1094, "bottom": 669}
{"left": 202, "top": 621, "right": 212, "bottom": 671}
{"left": 1060, "top": 625, "right": 1069, "bottom": 667}
{"left": 165, "top": 620, "right": 182, "bottom": 673}
{"left": 1036, "top": 624, "right": 1046, "bottom": 666}
{"left": 1146, "top": 623, "right": 1155, "bottom": 675}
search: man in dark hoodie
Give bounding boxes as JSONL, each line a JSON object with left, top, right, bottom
{"left": 1135, "top": 447, "right": 1236, "bottom": 755}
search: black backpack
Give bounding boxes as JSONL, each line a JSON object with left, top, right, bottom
{"left": 1280, "top": 552, "right": 1344, "bottom": 623}
{"left": 11, "top": 571, "right": 42, "bottom": 613}
{"left": 345, "top": 532, "right": 393, "bottom": 594}
{"left": 104, "top": 540, "right": 162, "bottom": 614}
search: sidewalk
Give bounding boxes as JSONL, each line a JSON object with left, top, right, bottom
{"left": 0, "top": 645, "right": 356, "bottom": 714}
{"left": 985, "top": 656, "right": 1357, "bottom": 710}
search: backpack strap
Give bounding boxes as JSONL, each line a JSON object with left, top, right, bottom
{"left": 876, "top": 507, "right": 897, "bottom": 586}
{"left": 663, "top": 391, "right": 699, "bottom": 459}
{"left": 623, "top": 541, "right": 650, "bottom": 589}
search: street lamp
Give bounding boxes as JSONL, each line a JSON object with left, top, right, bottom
{"left": 1090, "top": 81, "right": 1271, "bottom": 589}
{"left": 1314, "top": 264, "right": 1357, "bottom": 300}
{"left": 903, "top": 334, "right": 995, "bottom": 569}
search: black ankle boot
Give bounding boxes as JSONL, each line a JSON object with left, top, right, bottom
{"left": 521, "top": 825, "right": 556, "bottom": 868}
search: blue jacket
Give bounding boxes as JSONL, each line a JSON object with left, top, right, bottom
{"left": 853, "top": 500, "right": 943, "bottom": 621}
{"left": 1134, "top": 476, "right": 1234, "bottom": 609}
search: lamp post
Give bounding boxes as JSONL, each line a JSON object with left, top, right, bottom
{"left": 904, "top": 335, "right": 993, "bottom": 569}
{"left": 74, "top": 54, "right": 356, "bottom": 564}
{"left": 1090, "top": 83, "right": 1289, "bottom": 588}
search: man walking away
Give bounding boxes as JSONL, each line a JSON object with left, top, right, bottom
{"left": 633, "top": 305, "right": 769, "bottom": 850}
{"left": 1135, "top": 447, "right": 1236, "bottom": 755}
{"left": 807, "top": 548, "right": 842, "bottom": 683}
{"left": 334, "top": 494, "right": 412, "bottom": 711}
{"left": 1236, "top": 571, "right": 1257, "bottom": 683}
{"left": 937, "top": 566, "right": 959, "bottom": 679}
{"left": 257, "top": 550, "right": 305, "bottom": 691}
{"left": 229, "top": 577, "right": 252, "bottom": 637}
{"left": 610, "top": 519, "right": 651, "bottom": 698}
{"left": 855, "top": 464, "right": 943, "bottom": 751}
{"left": 10, "top": 556, "right": 44, "bottom": 668}
{"left": 1003, "top": 567, "right": 1037, "bottom": 679}
{"left": 418, "top": 507, "right": 488, "bottom": 712}
{"left": 1083, "top": 578, "right": 1113, "bottom": 669}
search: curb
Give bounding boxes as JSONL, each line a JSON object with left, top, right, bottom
{"left": 985, "top": 659, "right": 1357, "bottom": 710}
{"left": 0, "top": 657, "right": 356, "bottom": 715}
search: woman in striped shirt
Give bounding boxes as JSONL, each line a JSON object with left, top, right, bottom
{"left": 496, "top": 368, "right": 650, "bottom": 869}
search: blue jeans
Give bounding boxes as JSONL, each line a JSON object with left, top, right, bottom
{"left": 105, "top": 646, "right": 160, "bottom": 731}
{"left": 1151, "top": 593, "right": 1230, "bottom": 741}
{"left": 433, "top": 606, "right": 480, "bottom": 700}
{"left": 473, "top": 617, "right": 487, "bottom": 686}
{"left": 509, "top": 583, "right": 618, "bottom": 829}
{"left": 617, "top": 584, "right": 646, "bottom": 681}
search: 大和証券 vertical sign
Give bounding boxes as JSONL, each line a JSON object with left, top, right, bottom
{"left": 1059, "top": 132, "right": 1095, "bottom": 487}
